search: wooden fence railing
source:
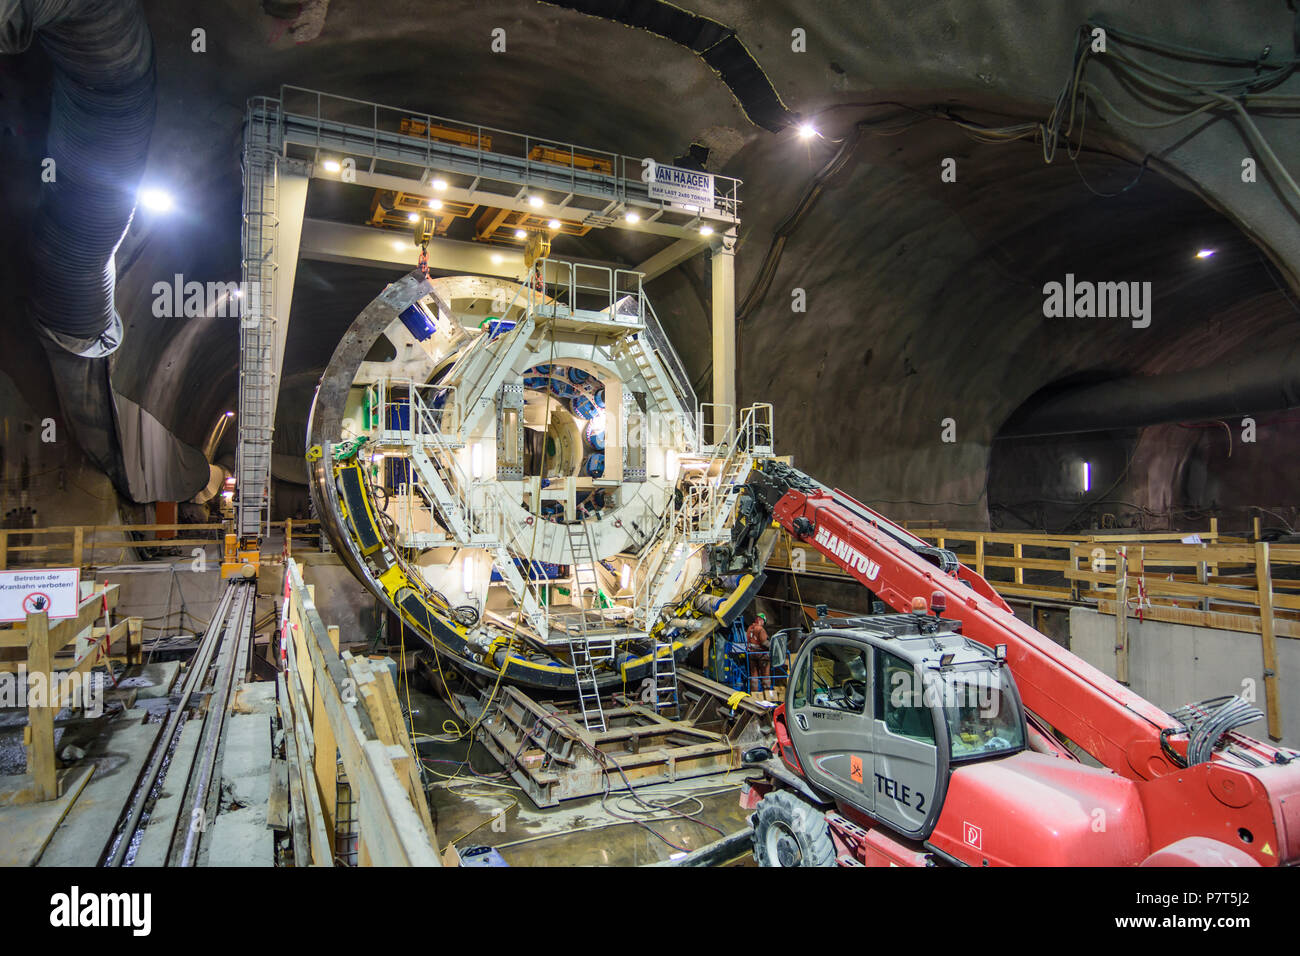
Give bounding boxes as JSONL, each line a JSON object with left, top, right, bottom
{"left": 0, "top": 519, "right": 322, "bottom": 570}
{"left": 767, "top": 524, "right": 1298, "bottom": 739}
{"left": 0, "top": 582, "right": 141, "bottom": 803}
{"left": 769, "top": 523, "right": 1240, "bottom": 605}
{"left": 1067, "top": 540, "right": 1298, "bottom": 740}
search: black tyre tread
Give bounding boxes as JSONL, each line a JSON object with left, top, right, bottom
{"left": 752, "top": 790, "right": 836, "bottom": 867}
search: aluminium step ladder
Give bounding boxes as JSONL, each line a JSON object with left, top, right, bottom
{"left": 650, "top": 640, "right": 679, "bottom": 716}
{"left": 568, "top": 634, "right": 615, "bottom": 732}
{"left": 566, "top": 520, "right": 616, "bottom": 731}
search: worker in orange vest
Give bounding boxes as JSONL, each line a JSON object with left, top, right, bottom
{"left": 746, "top": 612, "right": 771, "bottom": 693}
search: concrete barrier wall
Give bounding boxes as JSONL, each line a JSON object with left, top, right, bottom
{"left": 1069, "top": 607, "right": 1298, "bottom": 749}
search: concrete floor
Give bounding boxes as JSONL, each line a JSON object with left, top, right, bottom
{"left": 410, "top": 686, "right": 754, "bottom": 866}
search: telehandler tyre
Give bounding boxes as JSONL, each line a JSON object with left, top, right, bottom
{"left": 752, "top": 790, "right": 836, "bottom": 867}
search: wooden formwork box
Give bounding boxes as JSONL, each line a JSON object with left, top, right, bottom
{"left": 279, "top": 559, "right": 441, "bottom": 866}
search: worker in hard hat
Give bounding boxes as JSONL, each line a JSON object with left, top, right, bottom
{"left": 746, "top": 612, "right": 771, "bottom": 694}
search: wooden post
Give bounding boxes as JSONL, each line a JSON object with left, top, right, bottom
{"left": 127, "top": 617, "right": 143, "bottom": 666}
{"left": 1209, "top": 517, "right": 1218, "bottom": 541}
{"left": 1115, "top": 548, "right": 1130, "bottom": 685}
{"left": 0, "top": 529, "right": 7, "bottom": 570}
{"left": 285, "top": 518, "right": 293, "bottom": 558}
{"left": 1013, "top": 541, "right": 1024, "bottom": 586}
{"left": 1253, "top": 516, "right": 1262, "bottom": 542}
{"left": 974, "top": 536, "right": 985, "bottom": 578}
{"left": 71, "top": 526, "right": 84, "bottom": 569}
{"left": 313, "top": 624, "right": 342, "bottom": 845}
{"left": 1255, "top": 542, "right": 1283, "bottom": 741}
{"left": 26, "top": 610, "right": 58, "bottom": 801}
{"left": 1198, "top": 557, "right": 1210, "bottom": 613}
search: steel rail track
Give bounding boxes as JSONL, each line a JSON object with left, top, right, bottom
{"left": 101, "top": 580, "right": 255, "bottom": 867}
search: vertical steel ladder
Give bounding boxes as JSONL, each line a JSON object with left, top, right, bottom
{"left": 236, "top": 98, "right": 282, "bottom": 541}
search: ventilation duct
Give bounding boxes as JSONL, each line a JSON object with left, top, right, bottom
{"left": 2, "top": 0, "right": 156, "bottom": 356}
{"left": 2, "top": 1, "right": 206, "bottom": 502}
{"left": 542, "top": 0, "right": 794, "bottom": 132}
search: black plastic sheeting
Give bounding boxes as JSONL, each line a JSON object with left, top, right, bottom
{"left": 2, "top": 1, "right": 205, "bottom": 503}
{"left": 541, "top": 0, "right": 794, "bottom": 132}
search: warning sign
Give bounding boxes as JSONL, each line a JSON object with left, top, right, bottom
{"left": 0, "top": 568, "right": 80, "bottom": 623}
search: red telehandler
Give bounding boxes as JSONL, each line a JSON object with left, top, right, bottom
{"left": 734, "top": 461, "right": 1300, "bottom": 866}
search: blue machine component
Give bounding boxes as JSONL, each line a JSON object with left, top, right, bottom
{"left": 489, "top": 558, "right": 561, "bottom": 582}
{"left": 567, "top": 367, "right": 591, "bottom": 386}
{"left": 708, "top": 619, "right": 790, "bottom": 693}
{"left": 483, "top": 317, "right": 516, "bottom": 339}
{"left": 398, "top": 303, "right": 436, "bottom": 341}
{"left": 575, "top": 490, "right": 606, "bottom": 517}
{"left": 386, "top": 402, "right": 410, "bottom": 431}
{"left": 524, "top": 375, "right": 549, "bottom": 389}
{"left": 459, "top": 846, "right": 510, "bottom": 867}
{"left": 384, "top": 456, "right": 411, "bottom": 489}
{"left": 571, "top": 394, "right": 599, "bottom": 419}
{"left": 587, "top": 425, "right": 605, "bottom": 450}
{"left": 384, "top": 403, "right": 412, "bottom": 487}
{"left": 710, "top": 620, "right": 750, "bottom": 690}
{"left": 584, "top": 452, "right": 605, "bottom": 478}
{"left": 593, "top": 387, "right": 605, "bottom": 409}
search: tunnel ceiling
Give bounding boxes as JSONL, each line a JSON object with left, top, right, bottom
{"left": 3, "top": 0, "right": 1299, "bottom": 525}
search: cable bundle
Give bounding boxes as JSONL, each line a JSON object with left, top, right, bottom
{"left": 1170, "top": 695, "right": 1264, "bottom": 765}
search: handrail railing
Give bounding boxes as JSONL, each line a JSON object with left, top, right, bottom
{"left": 0, "top": 521, "right": 322, "bottom": 569}
{"left": 482, "top": 483, "right": 550, "bottom": 636}
{"left": 276, "top": 86, "right": 742, "bottom": 223}
{"left": 642, "top": 299, "right": 698, "bottom": 444}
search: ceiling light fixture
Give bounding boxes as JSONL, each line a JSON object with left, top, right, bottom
{"left": 625, "top": 211, "right": 640, "bottom": 223}
{"left": 138, "top": 187, "right": 175, "bottom": 213}
{"left": 321, "top": 159, "right": 341, "bottom": 173}
{"left": 514, "top": 228, "right": 527, "bottom": 239}
{"left": 548, "top": 219, "right": 561, "bottom": 230}
{"left": 407, "top": 212, "right": 420, "bottom": 222}
{"left": 1196, "top": 248, "right": 1216, "bottom": 259}
{"left": 699, "top": 225, "right": 714, "bottom": 236}
{"left": 796, "top": 123, "right": 818, "bottom": 140}
{"left": 528, "top": 195, "right": 544, "bottom": 208}
{"left": 432, "top": 178, "right": 448, "bottom": 191}
{"left": 429, "top": 199, "right": 442, "bottom": 210}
